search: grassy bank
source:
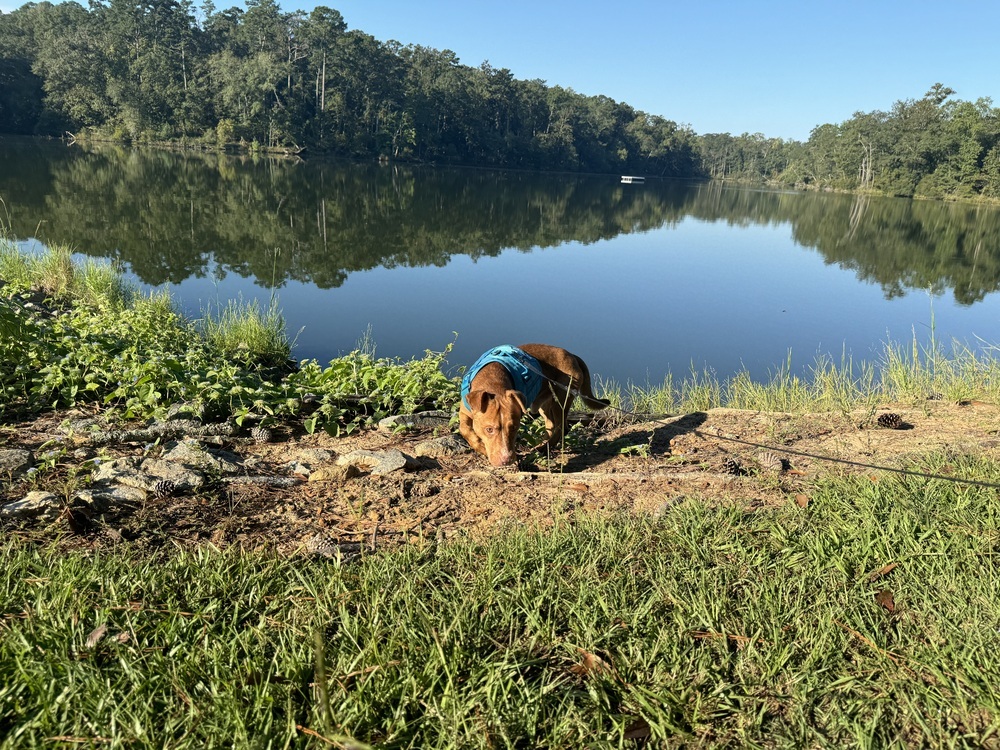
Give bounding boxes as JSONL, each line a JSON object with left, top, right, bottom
{"left": 0, "top": 243, "right": 457, "bottom": 433}
{"left": 5, "top": 243, "right": 1000, "bottom": 433}
{"left": 4, "top": 458, "right": 1000, "bottom": 748}
{"left": 4, "top": 243, "right": 1000, "bottom": 747}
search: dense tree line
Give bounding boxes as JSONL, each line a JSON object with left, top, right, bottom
{"left": 0, "top": 0, "right": 698, "bottom": 176}
{"left": 2, "top": 2, "right": 999, "bottom": 201}
{"left": 794, "top": 84, "right": 1000, "bottom": 200}
{"left": 699, "top": 84, "right": 1000, "bottom": 201}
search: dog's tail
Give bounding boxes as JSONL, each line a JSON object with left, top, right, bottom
{"left": 573, "top": 358, "right": 611, "bottom": 411}
{"left": 579, "top": 391, "right": 611, "bottom": 411}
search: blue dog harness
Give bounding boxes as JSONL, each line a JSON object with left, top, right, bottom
{"left": 461, "top": 345, "right": 544, "bottom": 411}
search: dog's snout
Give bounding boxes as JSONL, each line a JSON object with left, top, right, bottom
{"left": 490, "top": 446, "right": 516, "bottom": 467}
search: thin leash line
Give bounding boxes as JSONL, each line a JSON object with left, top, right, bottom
{"left": 522, "top": 359, "right": 1000, "bottom": 492}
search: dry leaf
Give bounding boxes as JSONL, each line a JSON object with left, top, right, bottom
{"left": 794, "top": 494, "right": 809, "bottom": 508}
{"left": 623, "top": 719, "right": 651, "bottom": 739}
{"left": 869, "top": 562, "right": 899, "bottom": 582}
{"left": 567, "top": 483, "right": 589, "bottom": 494}
{"left": 875, "top": 589, "right": 896, "bottom": 612}
{"left": 85, "top": 624, "right": 108, "bottom": 649}
{"left": 569, "top": 649, "right": 611, "bottom": 678}
{"left": 114, "top": 632, "right": 131, "bottom": 644}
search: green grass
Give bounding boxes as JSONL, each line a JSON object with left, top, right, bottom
{"left": 3, "top": 456, "right": 1000, "bottom": 747}
{"left": 199, "top": 295, "right": 292, "bottom": 369}
{"left": 598, "top": 340, "right": 1000, "bottom": 422}
{"left": 0, "top": 242, "right": 131, "bottom": 309}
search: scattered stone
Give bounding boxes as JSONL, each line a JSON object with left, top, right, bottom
{"left": 161, "top": 440, "right": 244, "bottom": 474}
{"left": 413, "top": 434, "right": 470, "bottom": 458}
{"left": 91, "top": 456, "right": 203, "bottom": 493}
{"left": 92, "top": 457, "right": 148, "bottom": 489}
{"left": 1, "top": 491, "right": 61, "bottom": 521}
{"left": 287, "top": 462, "right": 313, "bottom": 477}
{"left": 337, "top": 449, "right": 419, "bottom": 475}
{"left": 138, "top": 458, "right": 204, "bottom": 491}
{"left": 308, "top": 464, "right": 361, "bottom": 483}
{"left": 295, "top": 449, "right": 333, "bottom": 466}
{"left": 378, "top": 411, "right": 452, "bottom": 433}
{"left": 74, "top": 484, "right": 147, "bottom": 512}
{"left": 0, "top": 449, "right": 33, "bottom": 479}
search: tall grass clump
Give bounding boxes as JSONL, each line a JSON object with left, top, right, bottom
{"left": 601, "top": 340, "right": 1000, "bottom": 425}
{"left": 199, "top": 296, "right": 291, "bottom": 368}
{"left": 0, "top": 242, "right": 131, "bottom": 308}
{"left": 4, "top": 454, "right": 1000, "bottom": 747}
{"left": 678, "top": 366, "right": 723, "bottom": 412}
{"left": 595, "top": 374, "right": 676, "bottom": 427}
{"left": 882, "top": 334, "right": 1000, "bottom": 404}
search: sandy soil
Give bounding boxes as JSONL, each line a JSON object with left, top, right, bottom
{"left": 4, "top": 399, "right": 1000, "bottom": 555}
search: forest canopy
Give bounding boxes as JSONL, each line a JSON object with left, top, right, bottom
{"left": 1, "top": 1, "right": 999, "bottom": 200}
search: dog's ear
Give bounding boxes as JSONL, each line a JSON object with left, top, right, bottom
{"left": 505, "top": 390, "right": 528, "bottom": 413}
{"left": 467, "top": 389, "right": 496, "bottom": 413}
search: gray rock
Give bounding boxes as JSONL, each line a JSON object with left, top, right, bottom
{"left": 413, "top": 434, "right": 471, "bottom": 458}
{"left": 161, "top": 440, "right": 243, "bottom": 474}
{"left": 1, "top": 491, "right": 61, "bottom": 521}
{"left": 74, "top": 484, "right": 147, "bottom": 512}
{"left": 138, "top": 458, "right": 204, "bottom": 491}
{"left": 287, "top": 461, "right": 313, "bottom": 477}
{"left": 378, "top": 410, "right": 452, "bottom": 433}
{"left": 0, "top": 449, "right": 32, "bottom": 479}
{"left": 92, "top": 456, "right": 203, "bottom": 493}
{"left": 337, "top": 449, "right": 419, "bottom": 475}
{"left": 294, "top": 449, "right": 333, "bottom": 466}
{"left": 92, "top": 457, "right": 147, "bottom": 488}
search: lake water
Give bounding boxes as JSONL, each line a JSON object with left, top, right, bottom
{"left": 3, "top": 135, "right": 1000, "bottom": 386}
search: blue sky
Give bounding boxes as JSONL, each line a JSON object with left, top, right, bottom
{"left": 3, "top": 0, "right": 997, "bottom": 140}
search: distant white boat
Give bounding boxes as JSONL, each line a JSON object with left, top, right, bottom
{"left": 620, "top": 175, "right": 645, "bottom": 184}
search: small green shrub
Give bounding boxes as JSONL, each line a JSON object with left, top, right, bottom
{"left": 200, "top": 296, "right": 291, "bottom": 369}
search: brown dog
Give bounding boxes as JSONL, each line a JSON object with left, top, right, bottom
{"left": 459, "top": 343, "right": 610, "bottom": 467}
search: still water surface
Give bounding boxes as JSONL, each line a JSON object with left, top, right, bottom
{"left": 3, "top": 136, "right": 1000, "bottom": 386}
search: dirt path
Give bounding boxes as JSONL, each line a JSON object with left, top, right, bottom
{"left": 4, "top": 400, "right": 999, "bottom": 554}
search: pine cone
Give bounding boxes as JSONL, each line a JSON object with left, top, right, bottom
{"left": 756, "top": 450, "right": 784, "bottom": 474}
{"left": 877, "top": 412, "right": 904, "bottom": 430}
{"left": 152, "top": 479, "right": 176, "bottom": 498}
{"left": 250, "top": 425, "right": 273, "bottom": 444}
{"left": 722, "top": 457, "right": 744, "bottom": 475}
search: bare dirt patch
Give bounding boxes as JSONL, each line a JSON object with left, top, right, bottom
{"left": 4, "top": 400, "right": 1000, "bottom": 554}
